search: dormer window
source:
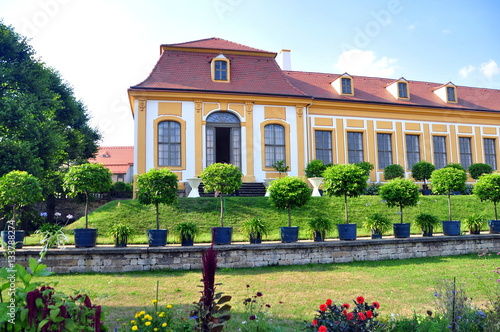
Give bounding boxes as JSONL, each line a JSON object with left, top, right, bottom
{"left": 386, "top": 78, "right": 410, "bottom": 100}
{"left": 398, "top": 82, "right": 408, "bottom": 98}
{"left": 434, "top": 82, "right": 458, "bottom": 103}
{"left": 446, "top": 86, "right": 456, "bottom": 102}
{"left": 332, "top": 73, "right": 354, "bottom": 96}
{"left": 211, "top": 54, "right": 230, "bottom": 82}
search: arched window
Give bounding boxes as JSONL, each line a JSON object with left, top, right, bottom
{"left": 158, "top": 121, "right": 181, "bottom": 167}
{"left": 264, "top": 124, "right": 285, "bottom": 167}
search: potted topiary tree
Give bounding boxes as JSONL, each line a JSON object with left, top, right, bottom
{"left": 305, "top": 159, "right": 326, "bottom": 197}
{"left": 411, "top": 161, "right": 435, "bottom": 195}
{"left": 383, "top": 164, "right": 405, "bottom": 180}
{"left": 356, "top": 161, "right": 374, "bottom": 177}
{"left": 307, "top": 216, "right": 333, "bottom": 242}
{"left": 135, "top": 168, "right": 178, "bottom": 247}
{"left": 63, "top": 163, "right": 112, "bottom": 248}
{"left": 379, "top": 178, "right": 420, "bottom": 238}
{"left": 323, "top": 164, "right": 368, "bottom": 240}
{"left": 268, "top": 176, "right": 311, "bottom": 243}
{"left": 468, "top": 163, "right": 493, "bottom": 181}
{"left": 272, "top": 160, "right": 289, "bottom": 178}
{"left": 199, "top": 163, "right": 242, "bottom": 245}
{"left": 414, "top": 213, "right": 440, "bottom": 237}
{"left": 0, "top": 171, "right": 43, "bottom": 249}
{"left": 430, "top": 167, "right": 467, "bottom": 236}
{"left": 241, "top": 217, "right": 270, "bottom": 244}
{"left": 472, "top": 173, "right": 500, "bottom": 233}
{"left": 362, "top": 213, "right": 392, "bottom": 239}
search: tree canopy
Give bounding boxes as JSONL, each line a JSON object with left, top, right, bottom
{"left": 0, "top": 22, "right": 101, "bottom": 187}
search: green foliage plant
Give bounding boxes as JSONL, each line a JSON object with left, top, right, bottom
{"left": 108, "top": 222, "right": 133, "bottom": 246}
{"left": 379, "top": 178, "right": 420, "bottom": 224}
{"left": 63, "top": 163, "right": 112, "bottom": 229}
{"left": 307, "top": 216, "right": 333, "bottom": 239}
{"left": 173, "top": 221, "right": 200, "bottom": 241}
{"left": 0, "top": 258, "right": 107, "bottom": 330}
{"left": 323, "top": 164, "right": 368, "bottom": 224}
{"left": 356, "top": 161, "right": 374, "bottom": 177}
{"left": 268, "top": 176, "right": 311, "bottom": 227}
{"left": 0, "top": 170, "right": 43, "bottom": 228}
{"left": 384, "top": 164, "right": 405, "bottom": 180}
{"left": 135, "top": 168, "right": 179, "bottom": 230}
{"left": 444, "top": 163, "right": 466, "bottom": 172}
{"left": 473, "top": 173, "right": 500, "bottom": 220}
{"left": 362, "top": 213, "right": 392, "bottom": 235}
{"left": 271, "top": 160, "right": 289, "bottom": 178}
{"left": 112, "top": 181, "right": 133, "bottom": 192}
{"left": 241, "top": 217, "right": 270, "bottom": 238}
{"left": 414, "top": 213, "right": 440, "bottom": 234}
{"left": 411, "top": 161, "right": 436, "bottom": 187}
{"left": 463, "top": 214, "right": 486, "bottom": 233}
{"left": 199, "top": 163, "right": 243, "bottom": 228}
{"left": 468, "top": 163, "right": 493, "bottom": 180}
{"left": 35, "top": 223, "right": 68, "bottom": 259}
{"left": 304, "top": 160, "right": 326, "bottom": 178}
{"left": 430, "top": 167, "right": 467, "bottom": 221}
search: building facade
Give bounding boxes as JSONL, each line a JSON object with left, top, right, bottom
{"left": 128, "top": 38, "right": 500, "bottom": 185}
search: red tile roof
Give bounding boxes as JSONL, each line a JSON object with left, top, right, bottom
{"left": 130, "top": 38, "right": 500, "bottom": 112}
{"left": 89, "top": 146, "right": 133, "bottom": 174}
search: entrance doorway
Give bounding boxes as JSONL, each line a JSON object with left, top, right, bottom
{"left": 206, "top": 112, "right": 241, "bottom": 168}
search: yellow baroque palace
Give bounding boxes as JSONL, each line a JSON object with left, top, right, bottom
{"left": 128, "top": 38, "right": 500, "bottom": 186}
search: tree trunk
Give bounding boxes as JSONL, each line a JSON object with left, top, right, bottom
{"left": 155, "top": 202, "right": 160, "bottom": 230}
{"left": 344, "top": 194, "right": 349, "bottom": 224}
{"left": 495, "top": 201, "right": 498, "bottom": 221}
{"left": 447, "top": 192, "right": 452, "bottom": 221}
{"left": 46, "top": 194, "right": 56, "bottom": 223}
{"left": 287, "top": 208, "right": 292, "bottom": 227}
{"left": 84, "top": 191, "right": 89, "bottom": 228}
{"left": 219, "top": 193, "right": 224, "bottom": 227}
{"left": 400, "top": 205, "right": 403, "bottom": 223}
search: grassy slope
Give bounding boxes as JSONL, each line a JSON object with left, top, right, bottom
{"left": 56, "top": 194, "right": 495, "bottom": 243}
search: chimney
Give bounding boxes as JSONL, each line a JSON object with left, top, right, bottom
{"left": 278, "top": 49, "right": 292, "bottom": 71}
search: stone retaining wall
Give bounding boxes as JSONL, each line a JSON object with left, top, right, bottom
{"left": 3, "top": 234, "right": 499, "bottom": 274}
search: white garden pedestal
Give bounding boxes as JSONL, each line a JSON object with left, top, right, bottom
{"left": 308, "top": 177, "right": 323, "bottom": 197}
{"left": 263, "top": 178, "right": 275, "bottom": 197}
{"left": 186, "top": 178, "right": 201, "bottom": 198}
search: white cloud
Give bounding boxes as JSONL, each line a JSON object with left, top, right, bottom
{"left": 459, "top": 65, "right": 476, "bottom": 78}
{"left": 334, "top": 50, "right": 398, "bottom": 77}
{"left": 479, "top": 59, "right": 500, "bottom": 81}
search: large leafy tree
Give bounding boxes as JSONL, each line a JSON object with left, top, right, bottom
{"left": 0, "top": 22, "right": 100, "bottom": 221}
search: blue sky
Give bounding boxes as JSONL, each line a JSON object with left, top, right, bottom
{"left": 1, "top": 0, "right": 499, "bottom": 146}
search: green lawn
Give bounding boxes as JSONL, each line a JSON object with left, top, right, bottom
{"left": 23, "top": 194, "right": 496, "bottom": 245}
{"left": 34, "top": 253, "right": 500, "bottom": 330}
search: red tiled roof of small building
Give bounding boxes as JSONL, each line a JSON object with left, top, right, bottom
{"left": 89, "top": 146, "right": 133, "bottom": 174}
{"left": 161, "top": 37, "right": 274, "bottom": 55}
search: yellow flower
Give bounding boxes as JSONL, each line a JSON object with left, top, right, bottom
{"left": 145, "top": 314, "right": 153, "bottom": 320}
{"left": 131, "top": 327, "right": 138, "bottom": 331}
{"left": 152, "top": 299, "right": 158, "bottom": 304}
{"left": 159, "top": 312, "right": 165, "bottom": 317}
{"left": 166, "top": 304, "right": 173, "bottom": 309}
{"left": 162, "top": 323, "right": 167, "bottom": 327}
{"left": 140, "top": 311, "right": 146, "bottom": 316}
{"left": 145, "top": 322, "right": 151, "bottom": 326}
{"left": 154, "top": 329, "right": 158, "bottom": 331}
{"left": 130, "top": 320, "right": 136, "bottom": 324}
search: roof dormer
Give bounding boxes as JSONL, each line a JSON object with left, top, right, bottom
{"left": 331, "top": 73, "right": 354, "bottom": 96}
{"left": 211, "top": 54, "right": 230, "bottom": 82}
{"left": 433, "top": 82, "right": 458, "bottom": 103}
{"left": 386, "top": 77, "right": 410, "bottom": 100}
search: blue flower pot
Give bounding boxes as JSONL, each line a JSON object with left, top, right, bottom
{"left": 148, "top": 229, "right": 168, "bottom": 247}
{"left": 393, "top": 223, "right": 411, "bottom": 238}
{"left": 212, "top": 227, "right": 232, "bottom": 245}
{"left": 280, "top": 227, "right": 299, "bottom": 243}
{"left": 74, "top": 228, "right": 97, "bottom": 248}
{"left": 1, "top": 230, "right": 25, "bottom": 249}
{"left": 488, "top": 220, "right": 500, "bottom": 234}
{"left": 442, "top": 220, "right": 461, "bottom": 236}
{"left": 337, "top": 224, "right": 356, "bottom": 241}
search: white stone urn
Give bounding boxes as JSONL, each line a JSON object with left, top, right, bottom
{"left": 186, "top": 177, "right": 201, "bottom": 198}
{"left": 263, "top": 178, "right": 275, "bottom": 197}
{"left": 308, "top": 177, "right": 323, "bottom": 197}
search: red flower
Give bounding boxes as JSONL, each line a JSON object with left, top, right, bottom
{"left": 372, "top": 301, "right": 380, "bottom": 309}
{"left": 366, "top": 310, "right": 373, "bottom": 318}
{"left": 356, "top": 296, "right": 365, "bottom": 304}
{"left": 325, "top": 299, "right": 332, "bottom": 306}
{"left": 318, "top": 326, "right": 327, "bottom": 332}
{"left": 342, "top": 303, "right": 350, "bottom": 309}
{"left": 312, "top": 319, "right": 318, "bottom": 326}
{"left": 319, "top": 304, "right": 327, "bottom": 312}
{"left": 357, "top": 312, "right": 367, "bottom": 321}
{"left": 342, "top": 310, "right": 347, "bottom": 315}
{"left": 346, "top": 312, "right": 354, "bottom": 320}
